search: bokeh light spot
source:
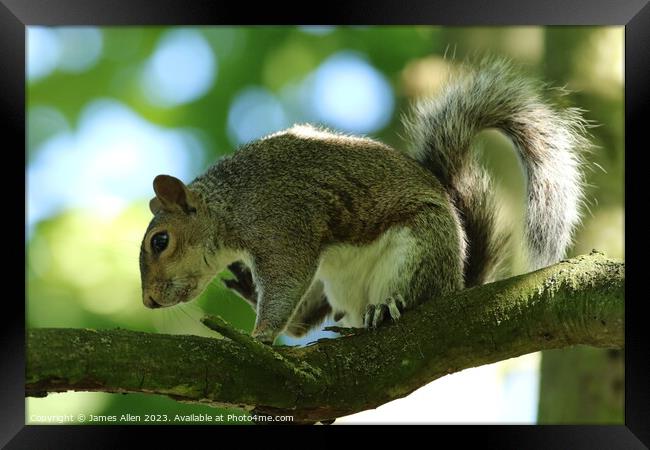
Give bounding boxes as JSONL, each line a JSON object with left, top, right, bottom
{"left": 56, "top": 28, "right": 103, "bottom": 73}
{"left": 27, "top": 106, "right": 71, "bottom": 154}
{"left": 141, "top": 29, "right": 217, "bottom": 107}
{"left": 27, "top": 27, "right": 61, "bottom": 81}
{"left": 307, "top": 51, "right": 394, "bottom": 134}
{"left": 27, "top": 99, "right": 204, "bottom": 235}
{"left": 298, "top": 26, "right": 336, "bottom": 35}
{"left": 27, "top": 27, "right": 103, "bottom": 80}
{"left": 227, "top": 87, "right": 289, "bottom": 146}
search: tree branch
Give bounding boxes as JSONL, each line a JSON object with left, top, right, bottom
{"left": 26, "top": 251, "right": 624, "bottom": 422}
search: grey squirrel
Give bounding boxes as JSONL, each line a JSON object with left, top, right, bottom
{"left": 139, "top": 58, "right": 589, "bottom": 344}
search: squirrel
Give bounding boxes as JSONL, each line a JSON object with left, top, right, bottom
{"left": 139, "top": 58, "right": 589, "bottom": 345}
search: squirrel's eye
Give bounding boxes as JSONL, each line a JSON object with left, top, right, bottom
{"left": 151, "top": 232, "right": 169, "bottom": 254}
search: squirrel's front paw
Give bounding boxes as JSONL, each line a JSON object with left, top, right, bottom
{"left": 251, "top": 322, "right": 277, "bottom": 345}
{"left": 223, "top": 262, "right": 257, "bottom": 305}
{"left": 363, "top": 295, "right": 407, "bottom": 328}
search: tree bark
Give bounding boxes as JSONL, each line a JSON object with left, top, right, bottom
{"left": 26, "top": 252, "right": 624, "bottom": 423}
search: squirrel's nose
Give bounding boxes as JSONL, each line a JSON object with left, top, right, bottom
{"left": 146, "top": 296, "right": 162, "bottom": 309}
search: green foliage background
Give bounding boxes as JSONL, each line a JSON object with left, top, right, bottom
{"left": 26, "top": 26, "right": 624, "bottom": 424}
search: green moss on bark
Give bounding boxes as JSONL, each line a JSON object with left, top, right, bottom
{"left": 26, "top": 252, "right": 624, "bottom": 422}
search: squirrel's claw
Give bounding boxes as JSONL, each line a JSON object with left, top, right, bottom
{"left": 364, "top": 304, "right": 386, "bottom": 328}
{"left": 363, "top": 295, "right": 407, "bottom": 329}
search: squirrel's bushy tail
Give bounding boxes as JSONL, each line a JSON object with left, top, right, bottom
{"left": 404, "top": 58, "right": 589, "bottom": 286}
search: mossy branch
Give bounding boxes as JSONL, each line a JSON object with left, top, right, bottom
{"left": 26, "top": 252, "right": 624, "bottom": 422}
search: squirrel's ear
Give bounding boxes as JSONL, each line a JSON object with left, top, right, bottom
{"left": 149, "top": 197, "right": 162, "bottom": 215}
{"left": 152, "top": 175, "right": 197, "bottom": 214}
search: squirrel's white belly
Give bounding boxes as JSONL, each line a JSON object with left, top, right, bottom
{"left": 316, "top": 227, "right": 415, "bottom": 327}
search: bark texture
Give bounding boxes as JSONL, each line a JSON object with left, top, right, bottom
{"left": 26, "top": 252, "right": 624, "bottom": 422}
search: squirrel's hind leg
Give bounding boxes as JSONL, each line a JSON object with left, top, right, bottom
{"left": 363, "top": 206, "right": 465, "bottom": 329}
{"left": 285, "top": 280, "right": 332, "bottom": 337}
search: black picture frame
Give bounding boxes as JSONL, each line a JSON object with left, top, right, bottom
{"left": 4, "top": 0, "right": 647, "bottom": 447}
